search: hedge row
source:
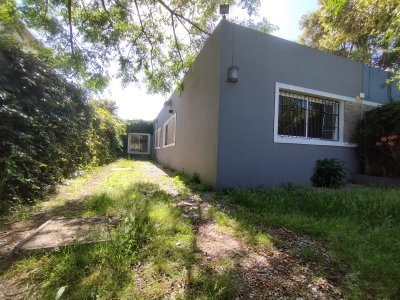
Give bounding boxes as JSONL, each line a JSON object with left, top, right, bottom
{"left": 0, "top": 42, "right": 125, "bottom": 213}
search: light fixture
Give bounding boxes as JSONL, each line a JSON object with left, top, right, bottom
{"left": 228, "top": 66, "right": 239, "bottom": 82}
{"left": 220, "top": 4, "right": 229, "bottom": 19}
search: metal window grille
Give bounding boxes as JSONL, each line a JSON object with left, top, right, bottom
{"left": 278, "top": 90, "right": 339, "bottom": 141}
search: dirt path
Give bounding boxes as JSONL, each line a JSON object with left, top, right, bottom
{"left": 139, "top": 161, "right": 343, "bottom": 299}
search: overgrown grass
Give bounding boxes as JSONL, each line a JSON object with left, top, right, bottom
{"left": 222, "top": 187, "right": 400, "bottom": 298}
{"left": 1, "top": 160, "right": 236, "bottom": 299}
{"left": 1, "top": 163, "right": 111, "bottom": 222}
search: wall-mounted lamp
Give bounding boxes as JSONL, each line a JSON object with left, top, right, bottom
{"left": 168, "top": 109, "right": 174, "bottom": 114}
{"left": 220, "top": 4, "right": 229, "bottom": 19}
{"left": 228, "top": 66, "right": 239, "bottom": 83}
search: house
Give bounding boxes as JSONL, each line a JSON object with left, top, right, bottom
{"left": 153, "top": 20, "right": 400, "bottom": 190}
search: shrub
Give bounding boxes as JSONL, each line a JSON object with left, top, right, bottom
{"left": 311, "top": 158, "right": 345, "bottom": 188}
{"left": 0, "top": 41, "right": 125, "bottom": 212}
{"left": 355, "top": 101, "right": 400, "bottom": 177}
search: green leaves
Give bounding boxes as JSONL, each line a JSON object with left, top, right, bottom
{"left": 355, "top": 101, "right": 400, "bottom": 177}
{"left": 8, "top": 0, "right": 266, "bottom": 94}
{"left": 0, "top": 42, "right": 125, "bottom": 213}
{"left": 300, "top": 0, "right": 400, "bottom": 84}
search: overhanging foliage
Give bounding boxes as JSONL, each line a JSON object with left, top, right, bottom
{"left": 0, "top": 0, "right": 278, "bottom": 94}
{"left": 300, "top": 0, "right": 400, "bottom": 86}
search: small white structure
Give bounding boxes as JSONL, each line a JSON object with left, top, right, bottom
{"left": 127, "top": 133, "right": 150, "bottom": 154}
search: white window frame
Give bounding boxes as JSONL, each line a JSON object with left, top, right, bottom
{"left": 154, "top": 128, "right": 161, "bottom": 149}
{"left": 127, "top": 133, "right": 151, "bottom": 154}
{"left": 274, "top": 82, "right": 379, "bottom": 147}
{"left": 162, "top": 113, "right": 176, "bottom": 148}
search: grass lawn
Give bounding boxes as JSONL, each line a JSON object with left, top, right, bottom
{"left": 0, "top": 160, "right": 235, "bottom": 299}
{"left": 219, "top": 187, "right": 400, "bottom": 298}
{"left": 1, "top": 159, "right": 399, "bottom": 299}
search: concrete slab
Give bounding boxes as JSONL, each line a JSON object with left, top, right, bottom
{"left": 111, "top": 167, "right": 132, "bottom": 171}
{"left": 13, "top": 217, "right": 117, "bottom": 254}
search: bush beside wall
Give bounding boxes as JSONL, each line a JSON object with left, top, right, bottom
{"left": 0, "top": 42, "right": 125, "bottom": 212}
{"left": 355, "top": 101, "right": 400, "bottom": 177}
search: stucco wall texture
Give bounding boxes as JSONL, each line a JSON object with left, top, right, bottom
{"left": 154, "top": 25, "right": 221, "bottom": 187}
{"left": 155, "top": 21, "right": 399, "bottom": 189}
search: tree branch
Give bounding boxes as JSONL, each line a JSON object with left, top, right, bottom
{"left": 157, "top": 0, "right": 210, "bottom": 35}
{"left": 67, "top": 0, "right": 74, "bottom": 55}
{"left": 171, "top": 14, "right": 184, "bottom": 68}
{"left": 133, "top": 0, "right": 155, "bottom": 71}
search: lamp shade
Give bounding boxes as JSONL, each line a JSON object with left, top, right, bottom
{"left": 228, "top": 66, "right": 239, "bottom": 82}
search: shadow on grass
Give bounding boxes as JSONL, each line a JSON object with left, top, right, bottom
{"left": 210, "top": 187, "right": 400, "bottom": 299}
{"left": 0, "top": 180, "right": 242, "bottom": 299}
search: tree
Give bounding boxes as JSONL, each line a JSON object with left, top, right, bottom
{"left": 300, "top": 0, "right": 400, "bottom": 84}
{"left": 1, "top": 0, "right": 276, "bottom": 94}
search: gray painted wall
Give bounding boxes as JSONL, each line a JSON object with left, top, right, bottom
{"left": 154, "top": 20, "right": 399, "bottom": 190}
{"left": 154, "top": 25, "right": 222, "bottom": 186}
{"left": 216, "top": 21, "right": 397, "bottom": 189}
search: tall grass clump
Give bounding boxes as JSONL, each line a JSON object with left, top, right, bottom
{"left": 225, "top": 187, "right": 400, "bottom": 298}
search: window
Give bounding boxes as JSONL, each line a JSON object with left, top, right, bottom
{"left": 127, "top": 133, "right": 150, "bottom": 154}
{"left": 163, "top": 113, "right": 176, "bottom": 147}
{"left": 154, "top": 128, "right": 161, "bottom": 149}
{"left": 278, "top": 90, "right": 339, "bottom": 141}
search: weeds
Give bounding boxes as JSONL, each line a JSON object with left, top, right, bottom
{"left": 224, "top": 187, "right": 400, "bottom": 298}
{"left": 1, "top": 160, "right": 236, "bottom": 299}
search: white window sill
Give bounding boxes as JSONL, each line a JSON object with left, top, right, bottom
{"left": 274, "top": 136, "right": 357, "bottom": 147}
{"left": 128, "top": 151, "right": 151, "bottom": 154}
{"left": 163, "top": 143, "right": 176, "bottom": 148}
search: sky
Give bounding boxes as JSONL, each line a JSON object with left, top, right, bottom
{"left": 107, "top": 0, "right": 319, "bottom": 120}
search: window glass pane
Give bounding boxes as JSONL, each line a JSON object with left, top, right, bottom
{"left": 130, "top": 134, "right": 141, "bottom": 152}
{"left": 164, "top": 115, "right": 176, "bottom": 146}
{"left": 154, "top": 130, "right": 159, "bottom": 148}
{"left": 140, "top": 135, "right": 149, "bottom": 152}
{"left": 308, "top": 101, "right": 324, "bottom": 139}
{"left": 322, "top": 103, "right": 338, "bottom": 140}
{"left": 278, "top": 95, "right": 306, "bottom": 137}
{"left": 129, "top": 134, "right": 149, "bottom": 153}
{"left": 278, "top": 90, "right": 339, "bottom": 141}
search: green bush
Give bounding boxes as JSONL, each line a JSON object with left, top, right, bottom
{"left": 355, "top": 101, "right": 400, "bottom": 177}
{"left": 0, "top": 41, "right": 125, "bottom": 213}
{"left": 311, "top": 158, "right": 345, "bottom": 188}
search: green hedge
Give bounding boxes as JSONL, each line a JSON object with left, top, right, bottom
{"left": 0, "top": 42, "right": 125, "bottom": 212}
{"left": 356, "top": 101, "right": 400, "bottom": 177}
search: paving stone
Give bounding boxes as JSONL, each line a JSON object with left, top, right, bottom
{"left": 13, "top": 217, "right": 117, "bottom": 254}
